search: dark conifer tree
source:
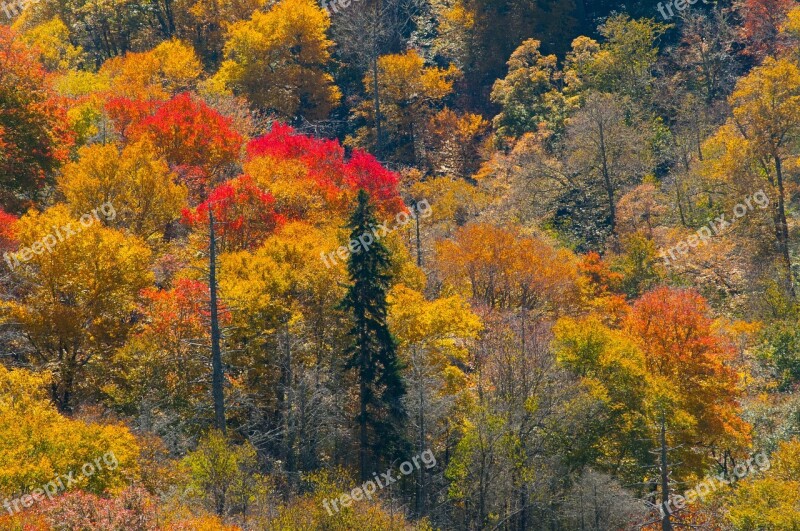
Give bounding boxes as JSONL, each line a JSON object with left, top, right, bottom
{"left": 342, "top": 189, "right": 408, "bottom": 480}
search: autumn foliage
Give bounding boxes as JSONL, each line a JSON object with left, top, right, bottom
{"left": 0, "top": 26, "right": 73, "bottom": 210}
{"left": 3, "top": 1, "right": 800, "bottom": 529}
{"left": 182, "top": 175, "right": 284, "bottom": 252}
{"left": 107, "top": 93, "right": 243, "bottom": 177}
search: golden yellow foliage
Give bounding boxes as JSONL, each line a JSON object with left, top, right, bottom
{"left": 59, "top": 140, "right": 188, "bottom": 242}
{"left": 0, "top": 365, "right": 140, "bottom": 498}
{"left": 99, "top": 39, "right": 202, "bottom": 100}
{"left": 209, "top": 0, "right": 340, "bottom": 120}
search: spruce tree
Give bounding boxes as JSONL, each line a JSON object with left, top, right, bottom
{"left": 342, "top": 189, "right": 408, "bottom": 480}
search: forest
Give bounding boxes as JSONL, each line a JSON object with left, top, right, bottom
{"left": 1, "top": 0, "right": 800, "bottom": 529}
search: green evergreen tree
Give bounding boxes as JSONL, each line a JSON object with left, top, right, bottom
{"left": 342, "top": 189, "right": 408, "bottom": 480}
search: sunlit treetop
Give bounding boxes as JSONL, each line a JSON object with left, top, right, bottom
{"left": 99, "top": 40, "right": 203, "bottom": 100}
{"left": 182, "top": 174, "right": 285, "bottom": 253}
{"left": 208, "top": 0, "right": 340, "bottom": 120}
{"left": 106, "top": 93, "right": 244, "bottom": 196}
{"left": 246, "top": 123, "right": 405, "bottom": 219}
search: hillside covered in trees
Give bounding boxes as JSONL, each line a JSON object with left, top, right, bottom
{"left": 2, "top": 0, "right": 800, "bottom": 529}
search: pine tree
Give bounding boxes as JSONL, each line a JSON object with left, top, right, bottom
{"left": 342, "top": 189, "right": 408, "bottom": 480}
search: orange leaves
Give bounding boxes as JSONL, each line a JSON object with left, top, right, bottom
{"left": 627, "top": 287, "right": 734, "bottom": 371}
{"left": 99, "top": 40, "right": 202, "bottom": 100}
{"left": 0, "top": 26, "right": 74, "bottom": 210}
{"left": 626, "top": 287, "right": 750, "bottom": 446}
{"left": 436, "top": 223, "right": 580, "bottom": 314}
{"left": 140, "top": 278, "right": 230, "bottom": 339}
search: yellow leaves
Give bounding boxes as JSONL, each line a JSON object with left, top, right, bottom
{"left": 725, "top": 439, "right": 800, "bottom": 529}
{"left": 435, "top": 223, "right": 581, "bottom": 315}
{"left": 210, "top": 0, "right": 339, "bottom": 120}
{"left": 782, "top": 6, "right": 800, "bottom": 39}
{"left": 4, "top": 205, "right": 153, "bottom": 380}
{"left": 408, "top": 176, "right": 491, "bottom": 231}
{"left": 441, "top": 0, "right": 475, "bottom": 31}
{"left": 151, "top": 40, "right": 203, "bottom": 91}
{"left": 388, "top": 284, "right": 482, "bottom": 374}
{"left": 370, "top": 50, "right": 458, "bottom": 104}
{"left": 219, "top": 221, "right": 346, "bottom": 327}
{"left": 99, "top": 39, "right": 202, "bottom": 100}
{"left": 58, "top": 140, "right": 188, "bottom": 242}
{"left": 350, "top": 50, "right": 460, "bottom": 158}
{"left": 424, "top": 109, "right": 490, "bottom": 177}
{"left": 0, "top": 366, "right": 140, "bottom": 498}
{"left": 20, "top": 18, "right": 83, "bottom": 72}
{"left": 553, "top": 316, "right": 647, "bottom": 389}
{"left": 244, "top": 155, "right": 331, "bottom": 224}
{"left": 730, "top": 57, "right": 800, "bottom": 155}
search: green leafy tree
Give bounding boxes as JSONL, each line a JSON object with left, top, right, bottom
{"left": 182, "top": 430, "right": 266, "bottom": 517}
{"left": 490, "top": 39, "right": 562, "bottom": 142}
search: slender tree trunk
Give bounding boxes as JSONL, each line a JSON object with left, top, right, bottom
{"left": 209, "top": 210, "right": 226, "bottom": 434}
{"left": 359, "top": 364, "right": 369, "bottom": 480}
{"left": 415, "top": 201, "right": 422, "bottom": 267}
{"left": 774, "top": 156, "right": 795, "bottom": 297}
{"left": 598, "top": 121, "right": 617, "bottom": 245}
{"left": 283, "top": 319, "right": 296, "bottom": 475}
{"left": 660, "top": 413, "right": 673, "bottom": 531}
{"left": 359, "top": 322, "right": 369, "bottom": 481}
{"left": 674, "top": 173, "right": 687, "bottom": 228}
{"left": 371, "top": 0, "right": 383, "bottom": 156}
{"left": 416, "top": 355, "right": 425, "bottom": 515}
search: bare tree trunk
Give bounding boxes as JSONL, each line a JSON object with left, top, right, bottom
{"left": 660, "top": 413, "right": 673, "bottom": 531}
{"left": 415, "top": 200, "right": 422, "bottom": 267}
{"left": 774, "top": 155, "right": 795, "bottom": 297}
{"left": 371, "top": 0, "right": 383, "bottom": 156}
{"left": 598, "top": 121, "right": 616, "bottom": 242}
{"left": 209, "top": 210, "right": 226, "bottom": 434}
{"left": 359, "top": 322, "right": 369, "bottom": 481}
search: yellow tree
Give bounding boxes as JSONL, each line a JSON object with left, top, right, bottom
{"left": 219, "top": 221, "right": 349, "bottom": 472}
{"left": 706, "top": 57, "right": 800, "bottom": 296}
{"left": 99, "top": 39, "right": 203, "bottom": 100}
{"left": 3, "top": 206, "right": 153, "bottom": 411}
{"left": 208, "top": 0, "right": 340, "bottom": 120}
{"left": 725, "top": 438, "right": 800, "bottom": 528}
{"left": 388, "top": 285, "right": 481, "bottom": 513}
{"left": 349, "top": 50, "right": 459, "bottom": 164}
{"left": 553, "top": 316, "right": 650, "bottom": 479}
{"left": 0, "top": 366, "right": 140, "bottom": 499}
{"left": 422, "top": 109, "right": 489, "bottom": 178}
{"left": 20, "top": 17, "right": 83, "bottom": 72}
{"left": 58, "top": 140, "right": 188, "bottom": 243}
